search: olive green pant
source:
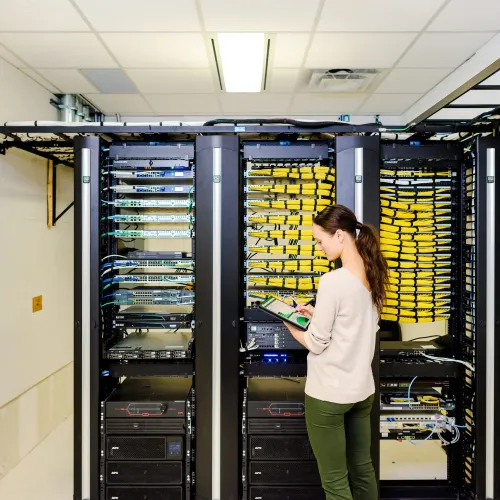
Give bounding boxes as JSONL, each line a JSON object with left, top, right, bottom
{"left": 305, "top": 394, "right": 377, "bottom": 500}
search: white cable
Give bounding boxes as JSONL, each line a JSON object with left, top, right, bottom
{"left": 421, "top": 354, "right": 474, "bottom": 372}
{"left": 101, "top": 255, "right": 126, "bottom": 262}
{"left": 101, "top": 268, "right": 114, "bottom": 278}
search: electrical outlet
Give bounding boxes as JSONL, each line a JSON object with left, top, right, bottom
{"left": 32, "top": 295, "right": 43, "bottom": 312}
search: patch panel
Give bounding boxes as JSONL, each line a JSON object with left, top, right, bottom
{"left": 107, "top": 214, "right": 193, "bottom": 223}
{"left": 112, "top": 184, "right": 193, "bottom": 194}
{"left": 107, "top": 230, "right": 192, "bottom": 239}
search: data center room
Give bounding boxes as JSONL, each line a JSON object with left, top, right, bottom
{"left": 0, "top": 2, "right": 500, "bottom": 500}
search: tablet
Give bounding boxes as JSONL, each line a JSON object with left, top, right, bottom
{"left": 258, "top": 297, "right": 311, "bottom": 331}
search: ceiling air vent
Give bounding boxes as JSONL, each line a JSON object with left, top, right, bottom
{"left": 308, "top": 69, "right": 378, "bottom": 92}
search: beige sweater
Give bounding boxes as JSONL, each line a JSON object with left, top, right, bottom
{"left": 304, "top": 267, "right": 378, "bottom": 404}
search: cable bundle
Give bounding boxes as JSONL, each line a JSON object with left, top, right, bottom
{"left": 247, "top": 198, "right": 331, "bottom": 210}
{"left": 248, "top": 229, "right": 313, "bottom": 240}
{"left": 248, "top": 214, "right": 315, "bottom": 225}
{"left": 247, "top": 182, "right": 334, "bottom": 197}
{"left": 248, "top": 165, "right": 335, "bottom": 182}
{"left": 380, "top": 162, "right": 456, "bottom": 323}
{"left": 244, "top": 152, "right": 334, "bottom": 304}
{"left": 248, "top": 276, "right": 320, "bottom": 291}
{"left": 248, "top": 245, "right": 324, "bottom": 256}
{"left": 247, "top": 259, "right": 332, "bottom": 273}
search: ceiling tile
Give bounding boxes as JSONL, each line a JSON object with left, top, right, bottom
{"left": 479, "top": 71, "right": 500, "bottom": 86}
{"left": 290, "top": 94, "right": 366, "bottom": 114}
{"left": 101, "top": 33, "right": 209, "bottom": 68}
{"left": 306, "top": 33, "right": 417, "bottom": 69}
{"left": 74, "top": 0, "right": 200, "bottom": 31}
{"left": 0, "top": 0, "right": 89, "bottom": 31}
{"left": 428, "top": 0, "right": 500, "bottom": 31}
{"left": 273, "top": 34, "right": 310, "bottom": 68}
{"left": 37, "top": 69, "right": 98, "bottom": 93}
{"left": 428, "top": 107, "right": 494, "bottom": 120}
{"left": 81, "top": 69, "right": 138, "bottom": 93}
{"left": 20, "top": 69, "right": 61, "bottom": 94}
{"left": 318, "top": 0, "right": 444, "bottom": 31}
{"left": 145, "top": 94, "right": 221, "bottom": 114}
{"left": 0, "top": 33, "right": 117, "bottom": 68}
{"left": 358, "top": 93, "right": 422, "bottom": 113}
{"left": 374, "top": 69, "right": 451, "bottom": 94}
{"left": 201, "top": 0, "right": 320, "bottom": 31}
{"left": 84, "top": 94, "right": 153, "bottom": 114}
{"left": 0, "top": 44, "right": 26, "bottom": 67}
{"left": 267, "top": 69, "right": 301, "bottom": 92}
{"left": 398, "top": 33, "right": 495, "bottom": 68}
{"left": 127, "top": 69, "right": 215, "bottom": 93}
{"left": 453, "top": 89, "right": 500, "bottom": 105}
{"left": 219, "top": 93, "right": 292, "bottom": 114}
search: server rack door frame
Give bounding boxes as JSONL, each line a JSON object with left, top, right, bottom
{"left": 74, "top": 136, "right": 101, "bottom": 500}
{"left": 476, "top": 136, "right": 499, "bottom": 500}
{"left": 194, "top": 136, "right": 241, "bottom": 500}
{"left": 335, "top": 135, "right": 381, "bottom": 486}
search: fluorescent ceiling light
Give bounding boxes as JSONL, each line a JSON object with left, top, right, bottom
{"left": 218, "top": 33, "right": 265, "bottom": 92}
{"left": 428, "top": 107, "right": 494, "bottom": 120}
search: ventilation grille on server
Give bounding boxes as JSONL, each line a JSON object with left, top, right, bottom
{"left": 107, "top": 437, "right": 169, "bottom": 460}
{"left": 460, "top": 148, "right": 476, "bottom": 497}
{"left": 249, "top": 486, "right": 325, "bottom": 500}
{"left": 106, "top": 485, "right": 183, "bottom": 500}
{"left": 250, "top": 436, "right": 314, "bottom": 460}
{"left": 249, "top": 461, "right": 321, "bottom": 485}
{"left": 106, "top": 419, "right": 185, "bottom": 435}
{"left": 106, "top": 461, "right": 183, "bottom": 485}
{"left": 379, "top": 157, "right": 458, "bottom": 323}
{"left": 247, "top": 419, "right": 308, "bottom": 434}
{"left": 243, "top": 142, "right": 335, "bottom": 307}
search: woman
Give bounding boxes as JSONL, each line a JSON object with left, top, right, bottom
{"left": 284, "top": 204, "right": 388, "bottom": 500}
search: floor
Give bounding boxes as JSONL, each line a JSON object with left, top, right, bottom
{"left": 0, "top": 416, "right": 447, "bottom": 499}
{"left": 0, "top": 416, "right": 73, "bottom": 500}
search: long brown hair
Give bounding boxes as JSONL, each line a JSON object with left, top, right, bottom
{"left": 314, "top": 204, "right": 389, "bottom": 315}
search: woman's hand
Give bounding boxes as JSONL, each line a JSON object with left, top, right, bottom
{"left": 295, "top": 304, "right": 315, "bottom": 320}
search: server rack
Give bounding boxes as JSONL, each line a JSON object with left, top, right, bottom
{"left": 74, "top": 138, "right": 197, "bottom": 500}
{"left": 73, "top": 131, "right": 498, "bottom": 500}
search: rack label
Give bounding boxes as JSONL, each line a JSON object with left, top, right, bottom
{"left": 83, "top": 176, "right": 90, "bottom": 183}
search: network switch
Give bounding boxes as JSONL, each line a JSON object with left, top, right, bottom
{"left": 111, "top": 170, "right": 194, "bottom": 179}
{"left": 108, "top": 230, "right": 192, "bottom": 239}
{"left": 111, "top": 289, "right": 195, "bottom": 305}
{"left": 107, "top": 274, "right": 194, "bottom": 284}
{"left": 112, "top": 199, "right": 193, "bottom": 208}
{"left": 109, "top": 260, "right": 194, "bottom": 270}
{"left": 112, "top": 185, "right": 193, "bottom": 194}
{"left": 108, "top": 214, "right": 193, "bottom": 224}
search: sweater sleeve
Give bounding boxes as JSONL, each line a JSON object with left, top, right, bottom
{"left": 304, "top": 272, "right": 339, "bottom": 355}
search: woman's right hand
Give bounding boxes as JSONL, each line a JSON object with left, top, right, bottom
{"left": 295, "top": 304, "right": 315, "bottom": 319}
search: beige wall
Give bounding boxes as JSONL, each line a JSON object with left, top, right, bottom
{"left": 0, "top": 59, "right": 73, "bottom": 479}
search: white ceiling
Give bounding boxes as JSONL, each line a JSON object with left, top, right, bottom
{"left": 0, "top": 0, "right": 499, "bottom": 118}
